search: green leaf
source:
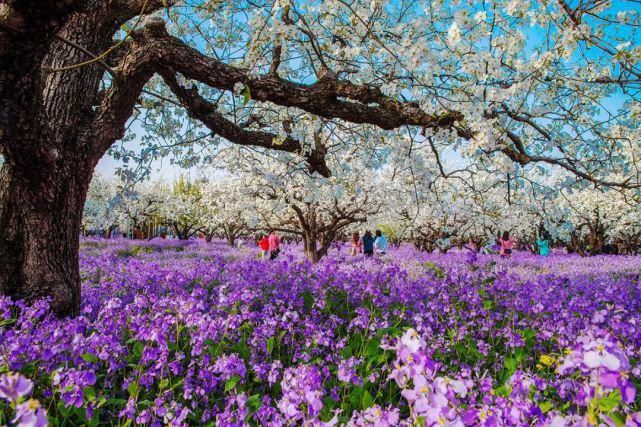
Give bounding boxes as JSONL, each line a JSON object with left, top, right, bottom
{"left": 132, "top": 341, "right": 144, "bottom": 359}
{"left": 83, "top": 386, "right": 97, "bottom": 402}
{"left": 81, "top": 353, "right": 99, "bottom": 363}
{"left": 522, "top": 328, "right": 536, "bottom": 341}
{"left": 494, "top": 384, "right": 512, "bottom": 398}
{"left": 597, "top": 397, "right": 619, "bottom": 412}
{"left": 348, "top": 386, "right": 364, "bottom": 408}
{"left": 596, "top": 390, "right": 621, "bottom": 412}
{"left": 365, "top": 336, "right": 382, "bottom": 358}
{"left": 234, "top": 340, "right": 251, "bottom": 359}
{"left": 513, "top": 347, "right": 527, "bottom": 363}
{"left": 609, "top": 412, "right": 626, "bottom": 427}
{"left": 242, "top": 85, "right": 251, "bottom": 105}
{"left": 224, "top": 375, "right": 241, "bottom": 393}
{"left": 504, "top": 357, "right": 518, "bottom": 372}
{"left": 302, "top": 291, "right": 314, "bottom": 310}
{"left": 538, "top": 401, "right": 553, "bottom": 414}
{"left": 340, "top": 347, "right": 352, "bottom": 359}
{"left": 246, "top": 393, "right": 261, "bottom": 415}
{"left": 106, "top": 398, "right": 127, "bottom": 406}
{"left": 267, "top": 336, "right": 275, "bottom": 356}
{"left": 170, "top": 378, "right": 184, "bottom": 390}
{"left": 361, "top": 390, "right": 374, "bottom": 409}
{"left": 0, "top": 318, "right": 16, "bottom": 327}
{"left": 127, "top": 382, "right": 139, "bottom": 397}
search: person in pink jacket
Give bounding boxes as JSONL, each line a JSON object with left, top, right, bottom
{"left": 268, "top": 231, "right": 281, "bottom": 260}
{"left": 499, "top": 230, "right": 514, "bottom": 258}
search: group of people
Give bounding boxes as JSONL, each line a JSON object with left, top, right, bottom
{"left": 257, "top": 229, "right": 551, "bottom": 260}
{"left": 498, "top": 230, "right": 550, "bottom": 258}
{"left": 349, "top": 230, "right": 388, "bottom": 256}
{"left": 257, "top": 231, "right": 281, "bottom": 260}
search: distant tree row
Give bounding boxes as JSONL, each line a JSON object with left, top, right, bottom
{"left": 86, "top": 163, "right": 641, "bottom": 260}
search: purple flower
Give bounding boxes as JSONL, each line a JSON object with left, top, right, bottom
{"left": 52, "top": 368, "right": 97, "bottom": 408}
{"left": 213, "top": 353, "right": 246, "bottom": 382}
{"left": 0, "top": 373, "right": 34, "bottom": 403}
{"left": 347, "top": 405, "right": 400, "bottom": 426}
{"left": 278, "top": 364, "right": 324, "bottom": 421}
{"left": 337, "top": 357, "right": 362, "bottom": 386}
{"left": 12, "top": 399, "right": 48, "bottom": 427}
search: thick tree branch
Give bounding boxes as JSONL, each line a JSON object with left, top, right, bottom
{"left": 160, "top": 72, "right": 331, "bottom": 177}
{"left": 129, "top": 23, "right": 463, "bottom": 132}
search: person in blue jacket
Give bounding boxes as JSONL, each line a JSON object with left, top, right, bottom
{"left": 536, "top": 232, "right": 550, "bottom": 256}
{"left": 374, "top": 229, "right": 388, "bottom": 255}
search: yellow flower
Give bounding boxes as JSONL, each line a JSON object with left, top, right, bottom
{"left": 539, "top": 354, "right": 556, "bottom": 366}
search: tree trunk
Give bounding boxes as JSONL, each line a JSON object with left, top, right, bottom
{"left": 0, "top": 161, "right": 91, "bottom": 316}
{"left": 303, "top": 234, "right": 320, "bottom": 263}
{"left": 225, "top": 230, "right": 236, "bottom": 247}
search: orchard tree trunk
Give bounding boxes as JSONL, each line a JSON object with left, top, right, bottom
{"left": 0, "top": 154, "right": 92, "bottom": 316}
{"left": 0, "top": 2, "right": 148, "bottom": 316}
{"left": 303, "top": 234, "right": 320, "bottom": 263}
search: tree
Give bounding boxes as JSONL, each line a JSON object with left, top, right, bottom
{"left": 200, "top": 180, "right": 254, "bottom": 245}
{"left": 225, "top": 148, "right": 380, "bottom": 262}
{"left": 2, "top": 1, "right": 641, "bottom": 315}
{"left": 159, "top": 177, "right": 205, "bottom": 240}
{"left": 558, "top": 187, "right": 641, "bottom": 255}
{"left": 83, "top": 176, "right": 163, "bottom": 238}
{"left": 83, "top": 175, "right": 121, "bottom": 238}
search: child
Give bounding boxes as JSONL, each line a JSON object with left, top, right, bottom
{"left": 349, "top": 232, "right": 363, "bottom": 256}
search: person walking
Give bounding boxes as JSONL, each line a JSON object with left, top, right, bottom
{"left": 258, "top": 234, "right": 270, "bottom": 259}
{"left": 349, "top": 232, "right": 363, "bottom": 256}
{"left": 362, "top": 231, "right": 374, "bottom": 257}
{"left": 536, "top": 232, "right": 550, "bottom": 257}
{"left": 268, "top": 230, "right": 281, "bottom": 260}
{"left": 374, "top": 229, "right": 388, "bottom": 255}
{"left": 499, "top": 231, "right": 514, "bottom": 258}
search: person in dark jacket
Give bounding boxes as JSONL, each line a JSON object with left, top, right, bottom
{"left": 362, "top": 230, "right": 374, "bottom": 256}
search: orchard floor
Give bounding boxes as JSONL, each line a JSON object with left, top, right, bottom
{"left": 1, "top": 239, "right": 640, "bottom": 426}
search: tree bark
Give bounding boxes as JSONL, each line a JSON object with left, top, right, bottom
{"left": 0, "top": 3, "right": 130, "bottom": 316}
{"left": 0, "top": 160, "right": 91, "bottom": 316}
{"left": 303, "top": 234, "right": 320, "bottom": 263}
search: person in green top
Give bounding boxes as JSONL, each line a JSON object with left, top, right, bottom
{"left": 536, "top": 232, "right": 550, "bottom": 256}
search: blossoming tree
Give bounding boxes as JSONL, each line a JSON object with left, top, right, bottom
{"left": 212, "top": 142, "right": 381, "bottom": 262}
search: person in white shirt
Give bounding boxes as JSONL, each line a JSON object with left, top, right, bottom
{"left": 373, "top": 230, "right": 388, "bottom": 255}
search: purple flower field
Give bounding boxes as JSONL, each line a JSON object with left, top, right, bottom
{"left": 1, "top": 239, "right": 640, "bottom": 426}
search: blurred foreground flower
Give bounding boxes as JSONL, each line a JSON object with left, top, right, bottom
{"left": 0, "top": 373, "right": 48, "bottom": 427}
